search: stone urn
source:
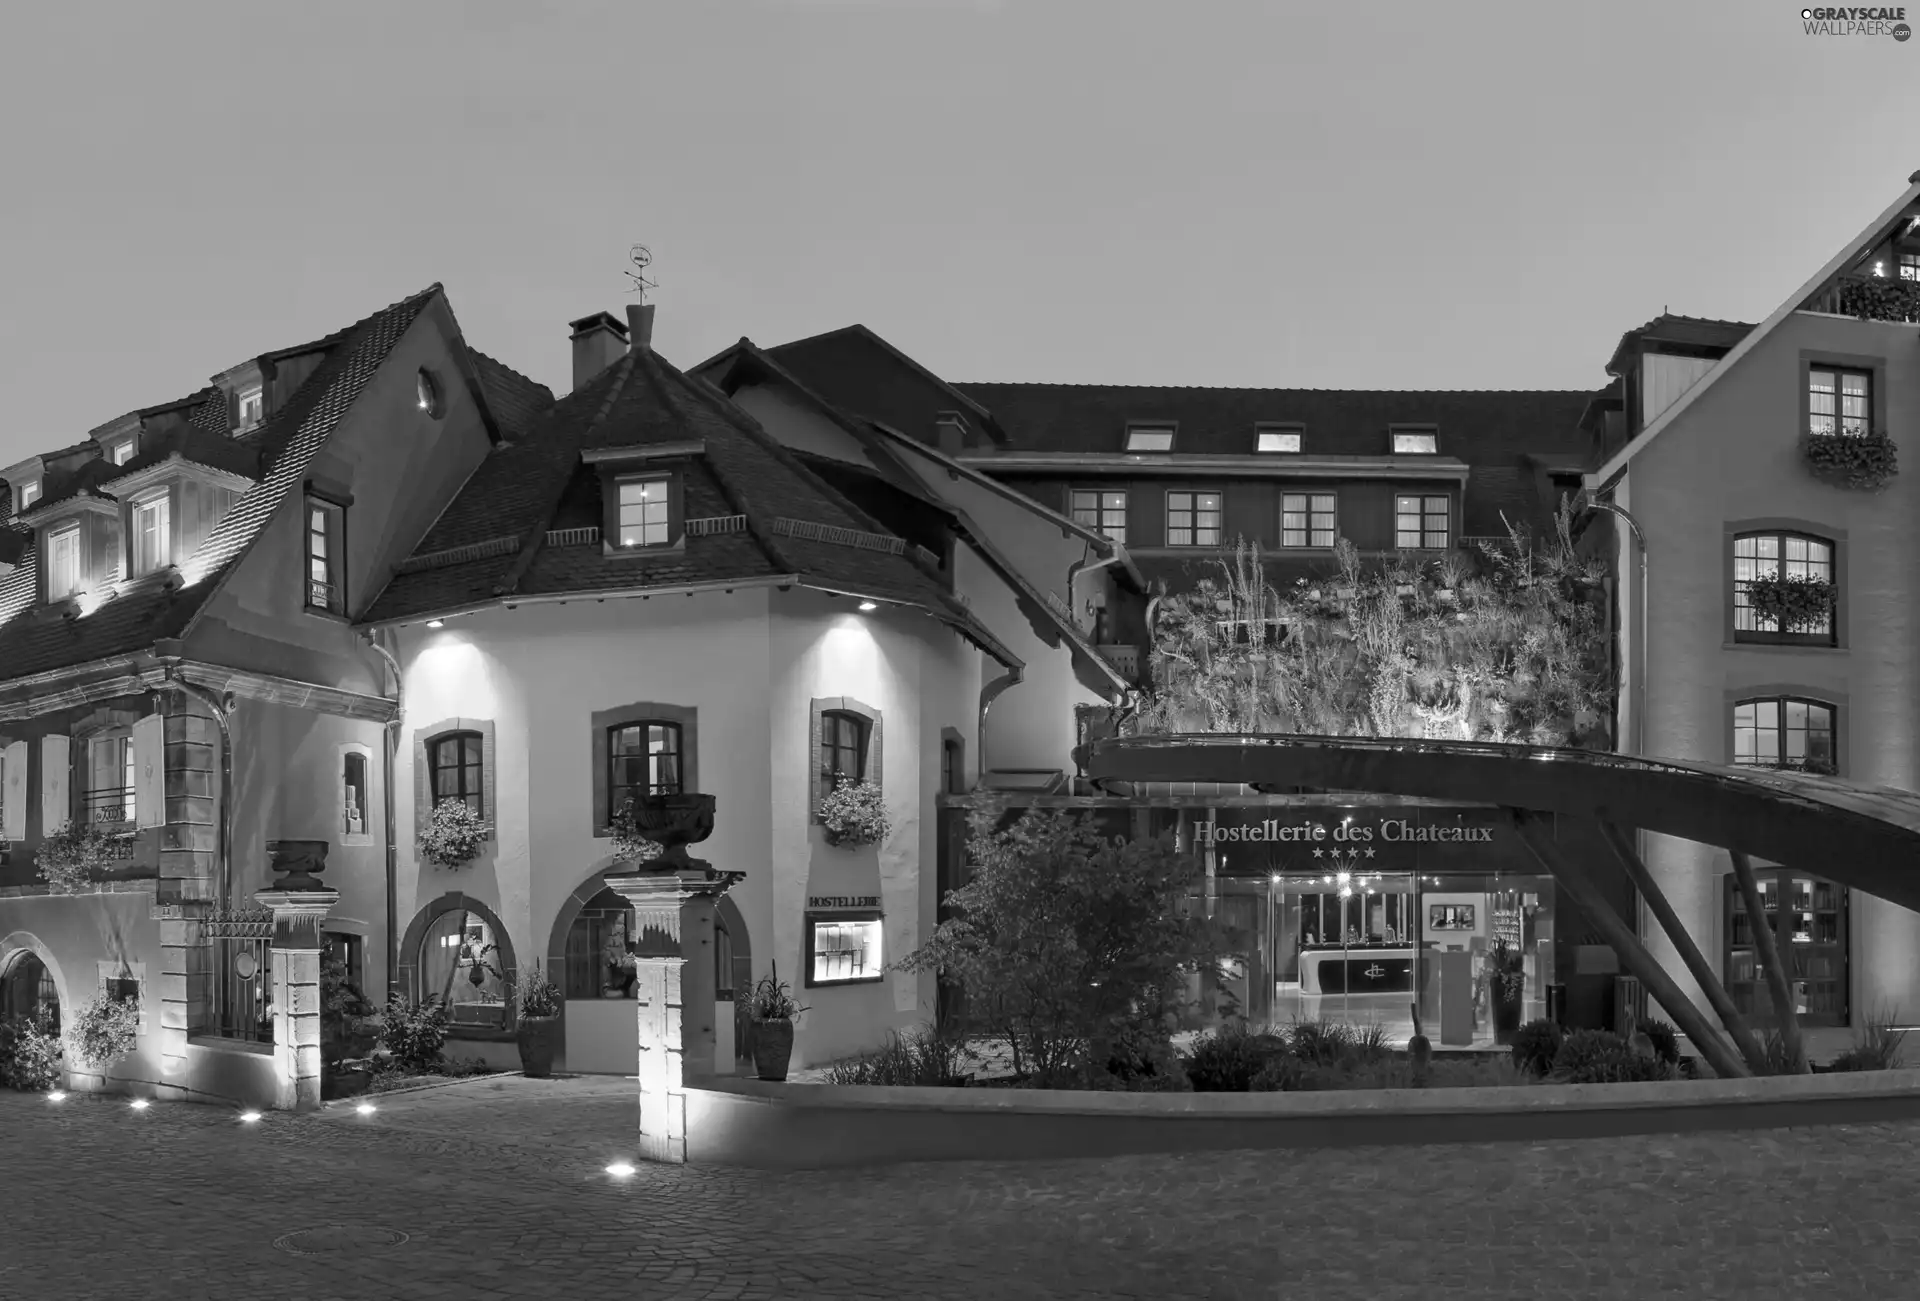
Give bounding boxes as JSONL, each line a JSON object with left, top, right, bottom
{"left": 752, "top": 1017, "right": 795, "bottom": 1082}
{"left": 626, "top": 793, "right": 716, "bottom": 867}
{"left": 515, "top": 1015, "right": 560, "bottom": 1079}
{"left": 266, "top": 839, "right": 330, "bottom": 889}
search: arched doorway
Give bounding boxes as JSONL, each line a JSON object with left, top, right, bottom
{"left": 1, "top": 949, "right": 60, "bottom": 1028}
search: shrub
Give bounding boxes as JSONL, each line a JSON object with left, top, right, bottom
{"left": 0, "top": 1011, "right": 64, "bottom": 1091}
{"left": 34, "top": 823, "right": 129, "bottom": 895}
{"left": 68, "top": 991, "right": 141, "bottom": 1071}
{"left": 1829, "top": 1007, "right": 1907, "bottom": 1072}
{"left": 1288, "top": 1018, "right": 1357, "bottom": 1066}
{"left": 1249, "top": 1054, "right": 1305, "bottom": 1092}
{"left": 1550, "top": 1029, "right": 1670, "bottom": 1084}
{"left": 379, "top": 994, "right": 449, "bottom": 1074}
{"left": 825, "top": 1027, "right": 970, "bottom": 1086}
{"left": 1640, "top": 1018, "right": 1680, "bottom": 1066}
{"left": 1510, "top": 1018, "right": 1563, "bottom": 1076}
{"left": 819, "top": 779, "right": 889, "bottom": 848}
{"left": 1184, "top": 1024, "right": 1288, "bottom": 1092}
{"left": 514, "top": 966, "right": 562, "bottom": 1019}
{"left": 417, "top": 798, "right": 489, "bottom": 869}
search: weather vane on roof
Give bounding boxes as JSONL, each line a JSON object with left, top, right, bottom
{"left": 626, "top": 245, "right": 658, "bottom": 302}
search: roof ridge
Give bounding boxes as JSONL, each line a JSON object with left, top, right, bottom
{"left": 956, "top": 382, "right": 1604, "bottom": 396}
{"left": 467, "top": 347, "right": 552, "bottom": 397}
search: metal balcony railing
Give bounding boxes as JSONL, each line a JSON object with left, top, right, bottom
{"left": 82, "top": 787, "right": 135, "bottom": 826}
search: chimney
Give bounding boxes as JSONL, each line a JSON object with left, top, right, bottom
{"left": 934, "top": 411, "right": 968, "bottom": 455}
{"left": 568, "top": 312, "right": 629, "bottom": 392}
{"left": 626, "top": 303, "right": 656, "bottom": 354}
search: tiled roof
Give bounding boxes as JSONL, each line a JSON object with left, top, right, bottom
{"left": 363, "top": 344, "right": 1017, "bottom": 664}
{"left": 757, "top": 325, "right": 1009, "bottom": 445}
{"left": 1605, "top": 313, "right": 1755, "bottom": 374}
{"left": 0, "top": 285, "right": 442, "bottom": 687}
{"left": 468, "top": 350, "right": 555, "bottom": 441}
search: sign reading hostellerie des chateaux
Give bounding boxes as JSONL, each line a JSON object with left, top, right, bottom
{"left": 1192, "top": 817, "right": 1495, "bottom": 845}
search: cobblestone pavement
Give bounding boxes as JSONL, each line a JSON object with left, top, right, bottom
{"left": 6, "top": 1076, "right": 1920, "bottom": 1300}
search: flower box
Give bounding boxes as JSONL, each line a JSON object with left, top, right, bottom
{"left": 1803, "top": 429, "right": 1898, "bottom": 491}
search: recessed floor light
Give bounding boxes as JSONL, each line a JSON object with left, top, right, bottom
{"left": 239, "top": 1111, "right": 262, "bottom": 1123}
{"left": 605, "top": 1162, "right": 636, "bottom": 1177}
{"left": 129, "top": 1099, "right": 149, "bottom": 1111}
{"left": 46, "top": 1091, "right": 66, "bottom": 1102}
{"left": 857, "top": 601, "right": 877, "bottom": 612}
{"left": 356, "top": 1103, "right": 377, "bottom": 1116}
{"left": 426, "top": 619, "right": 444, "bottom": 628}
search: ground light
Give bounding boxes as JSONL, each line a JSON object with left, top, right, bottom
{"left": 239, "top": 1111, "right": 262, "bottom": 1124}
{"left": 605, "top": 1162, "right": 636, "bottom": 1178}
{"left": 356, "top": 1103, "right": 377, "bottom": 1116}
{"left": 46, "top": 1091, "right": 66, "bottom": 1103}
{"left": 857, "top": 601, "right": 877, "bottom": 612}
{"left": 426, "top": 619, "right": 444, "bottom": 628}
{"left": 129, "top": 1099, "right": 149, "bottom": 1111}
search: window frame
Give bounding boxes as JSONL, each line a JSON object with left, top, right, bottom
{"left": 810, "top": 697, "right": 883, "bottom": 819}
{"left": 426, "top": 729, "right": 487, "bottom": 818}
{"left": 940, "top": 729, "right": 967, "bottom": 795}
{"left": 305, "top": 495, "right": 346, "bottom": 615}
{"left": 1069, "top": 488, "right": 1128, "bottom": 545}
{"left": 1393, "top": 493, "right": 1451, "bottom": 551}
{"left": 1164, "top": 489, "right": 1223, "bottom": 547}
{"left": 1255, "top": 423, "right": 1303, "bottom": 454}
{"left": 589, "top": 703, "right": 697, "bottom": 837}
{"left": 607, "top": 720, "right": 685, "bottom": 814}
{"left": 129, "top": 488, "right": 172, "bottom": 577}
{"left": 612, "top": 473, "right": 677, "bottom": 550}
{"left": 17, "top": 479, "right": 40, "bottom": 513}
{"left": 81, "top": 731, "right": 136, "bottom": 828}
{"left": 803, "top": 910, "right": 887, "bottom": 988}
{"left": 416, "top": 368, "right": 446, "bottom": 418}
{"left": 109, "top": 440, "right": 135, "bottom": 466}
{"left": 1123, "top": 422, "right": 1176, "bottom": 453}
{"left": 1807, "top": 365, "right": 1873, "bottom": 438}
{"left": 342, "top": 746, "right": 372, "bottom": 844}
{"left": 1730, "top": 693, "right": 1839, "bottom": 775}
{"left": 45, "top": 523, "right": 81, "bottom": 601}
{"left": 1279, "top": 491, "right": 1338, "bottom": 549}
{"left": 1730, "top": 529, "right": 1838, "bottom": 647}
{"left": 1724, "top": 869, "right": 1849, "bottom": 1028}
{"left": 237, "top": 385, "right": 264, "bottom": 429}
{"left": 820, "top": 710, "right": 870, "bottom": 790}
{"left": 1389, "top": 425, "right": 1440, "bottom": 455}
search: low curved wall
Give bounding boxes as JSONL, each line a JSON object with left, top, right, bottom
{"left": 684, "top": 1069, "right": 1920, "bottom": 1168}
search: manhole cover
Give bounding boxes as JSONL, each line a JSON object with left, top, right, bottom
{"left": 272, "top": 1225, "right": 411, "bottom": 1257}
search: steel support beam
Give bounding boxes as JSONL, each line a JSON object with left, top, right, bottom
{"left": 1727, "top": 850, "right": 1809, "bottom": 1073}
{"left": 1596, "top": 819, "right": 1767, "bottom": 1073}
{"left": 1510, "top": 810, "right": 1750, "bottom": 1079}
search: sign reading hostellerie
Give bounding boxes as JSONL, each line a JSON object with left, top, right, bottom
{"left": 1193, "top": 818, "right": 1494, "bottom": 845}
{"left": 807, "top": 896, "right": 880, "bottom": 910}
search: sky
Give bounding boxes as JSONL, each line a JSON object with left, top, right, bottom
{"left": 2, "top": 0, "right": 1917, "bottom": 468}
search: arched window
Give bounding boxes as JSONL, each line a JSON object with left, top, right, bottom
{"left": 1733, "top": 531, "right": 1836, "bottom": 645}
{"left": 608, "top": 721, "right": 682, "bottom": 812}
{"left": 820, "top": 710, "right": 870, "bottom": 790}
{"left": 416, "top": 909, "right": 508, "bottom": 1024}
{"left": 1733, "top": 696, "right": 1836, "bottom": 774}
{"left": 0, "top": 951, "right": 59, "bottom": 1027}
{"left": 563, "top": 887, "right": 635, "bottom": 1000}
{"left": 428, "top": 731, "right": 485, "bottom": 816}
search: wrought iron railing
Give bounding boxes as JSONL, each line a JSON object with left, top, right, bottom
{"left": 82, "top": 787, "right": 135, "bottom": 825}
{"left": 203, "top": 908, "right": 276, "bottom": 1044}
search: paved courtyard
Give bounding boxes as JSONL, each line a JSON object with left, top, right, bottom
{"left": 5, "top": 1075, "right": 1920, "bottom": 1300}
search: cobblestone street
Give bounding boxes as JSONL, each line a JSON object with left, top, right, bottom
{"left": 5, "top": 1076, "right": 1920, "bottom": 1300}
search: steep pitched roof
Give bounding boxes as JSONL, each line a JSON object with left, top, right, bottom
{"left": 363, "top": 343, "right": 1020, "bottom": 668}
{"left": 1591, "top": 175, "right": 1920, "bottom": 488}
{"left": 0, "top": 286, "right": 442, "bottom": 687}
{"left": 751, "top": 325, "right": 1010, "bottom": 445}
{"left": 467, "top": 350, "right": 555, "bottom": 441}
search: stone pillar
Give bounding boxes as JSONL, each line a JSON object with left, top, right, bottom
{"left": 605, "top": 864, "right": 741, "bottom": 1165}
{"left": 155, "top": 693, "right": 220, "bottom": 1070}
{"left": 257, "top": 842, "right": 338, "bottom": 1112}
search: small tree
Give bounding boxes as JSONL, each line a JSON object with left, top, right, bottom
{"left": 897, "top": 797, "right": 1222, "bottom": 1084}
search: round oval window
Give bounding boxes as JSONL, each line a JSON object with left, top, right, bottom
{"left": 416, "top": 368, "right": 444, "bottom": 418}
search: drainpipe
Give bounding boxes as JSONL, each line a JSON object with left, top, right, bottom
{"left": 1583, "top": 497, "right": 1648, "bottom": 760}
{"left": 977, "top": 668, "right": 1023, "bottom": 784}
{"left": 160, "top": 669, "right": 233, "bottom": 913}
{"left": 362, "top": 630, "right": 403, "bottom": 1000}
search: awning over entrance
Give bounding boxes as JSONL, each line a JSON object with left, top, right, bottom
{"left": 1085, "top": 735, "right": 1920, "bottom": 914}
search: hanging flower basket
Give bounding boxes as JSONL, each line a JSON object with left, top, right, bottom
{"left": 1744, "top": 574, "right": 1835, "bottom": 633}
{"left": 1803, "top": 430, "right": 1898, "bottom": 490}
{"left": 417, "top": 798, "right": 489, "bottom": 869}
{"left": 819, "top": 779, "right": 889, "bottom": 848}
{"left": 69, "top": 989, "right": 141, "bottom": 1070}
{"left": 34, "top": 822, "right": 126, "bottom": 895}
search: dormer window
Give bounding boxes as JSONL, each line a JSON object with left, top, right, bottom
{"left": 237, "top": 386, "right": 264, "bottom": 430}
{"left": 46, "top": 525, "right": 80, "bottom": 600}
{"left": 1124, "top": 423, "right": 1176, "bottom": 453}
{"left": 109, "top": 440, "right": 135, "bottom": 466}
{"left": 1256, "top": 424, "right": 1303, "bottom": 453}
{"left": 130, "top": 491, "right": 172, "bottom": 576}
{"left": 1390, "top": 425, "right": 1439, "bottom": 454}
{"left": 617, "top": 476, "right": 672, "bottom": 548}
{"left": 17, "top": 480, "right": 40, "bottom": 513}
{"left": 306, "top": 496, "right": 346, "bottom": 614}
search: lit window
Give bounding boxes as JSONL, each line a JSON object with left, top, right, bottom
{"left": 1394, "top": 495, "right": 1450, "bottom": 550}
{"left": 1733, "top": 697, "right": 1836, "bottom": 774}
{"left": 85, "top": 733, "right": 135, "bottom": 825}
{"left": 428, "top": 731, "right": 485, "bottom": 816}
{"left": 1391, "top": 427, "right": 1439, "bottom": 454}
{"left": 1070, "top": 490, "right": 1127, "bottom": 545}
{"left": 1733, "top": 531, "right": 1835, "bottom": 645}
{"left": 17, "top": 480, "right": 40, "bottom": 513}
{"left": 237, "top": 386, "right": 264, "bottom": 429}
{"left": 46, "top": 526, "right": 80, "bottom": 600}
{"left": 1124, "top": 424, "right": 1175, "bottom": 453}
{"left": 1809, "top": 368, "right": 1871, "bottom": 437}
{"left": 1256, "top": 426, "right": 1302, "bottom": 453}
{"left": 617, "top": 478, "right": 670, "bottom": 547}
{"left": 131, "top": 493, "right": 171, "bottom": 575}
{"left": 608, "top": 721, "right": 683, "bottom": 813}
{"left": 110, "top": 441, "right": 135, "bottom": 466}
{"left": 1902, "top": 254, "right": 1920, "bottom": 282}
{"left": 1165, "top": 491, "right": 1222, "bottom": 547}
{"left": 820, "top": 710, "right": 869, "bottom": 790}
{"left": 417, "top": 913, "right": 505, "bottom": 1025}
{"left": 807, "top": 915, "right": 884, "bottom": 986}
{"left": 343, "top": 751, "right": 368, "bottom": 837}
{"left": 1281, "top": 493, "right": 1337, "bottom": 548}
{"left": 307, "top": 498, "right": 344, "bottom": 613}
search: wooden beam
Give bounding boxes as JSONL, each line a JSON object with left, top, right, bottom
{"left": 1510, "top": 810, "right": 1750, "bottom": 1079}
{"left": 1727, "top": 850, "right": 1809, "bottom": 1073}
{"left": 1597, "top": 819, "right": 1767, "bottom": 1073}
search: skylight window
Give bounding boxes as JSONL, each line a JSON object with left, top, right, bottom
{"left": 1256, "top": 424, "right": 1303, "bottom": 453}
{"left": 1124, "top": 423, "right": 1176, "bottom": 453}
{"left": 1390, "top": 426, "right": 1439, "bottom": 454}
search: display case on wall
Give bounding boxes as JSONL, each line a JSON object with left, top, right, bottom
{"left": 805, "top": 909, "right": 885, "bottom": 987}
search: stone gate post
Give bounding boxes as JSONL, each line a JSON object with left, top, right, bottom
{"left": 255, "top": 839, "right": 338, "bottom": 1112}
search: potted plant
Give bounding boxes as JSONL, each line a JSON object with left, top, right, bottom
{"left": 417, "top": 798, "right": 489, "bottom": 869}
{"left": 1487, "top": 941, "right": 1526, "bottom": 1046}
{"left": 819, "top": 778, "right": 889, "bottom": 848}
{"left": 34, "top": 822, "right": 127, "bottom": 895}
{"left": 744, "top": 963, "right": 807, "bottom": 1082}
{"left": 513, "top": 966, "right": 563, "bottom": 1079}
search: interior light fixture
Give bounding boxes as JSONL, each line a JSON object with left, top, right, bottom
{"left": 426, "top": 619, "right": 444, "bottom": 629}
{"left": 857, "top": 601, "right": 878, "bottom": 612}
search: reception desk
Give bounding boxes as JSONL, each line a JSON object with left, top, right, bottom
{"left": 1298, "top": 945, "right": 1418, "bottom": 996}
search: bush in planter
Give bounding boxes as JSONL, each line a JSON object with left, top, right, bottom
{"left": 417, "top": 798, "right": 490, "bottom": 869}
{"left": 379, "top": 993, "right": 450, "bottom": 1074}
{"left": 823, "top": 1027, "right": 970, "bottom": 1086}
{"left": 1183, "top": 1023, "right": 1289, "bottom": 1092}
{"left": 1828, "top": 1007, "right": 1907, "bottom": 1072}
{"left": 1802, "top": 430, "right": 1898, "bottom": 491}
{"left": 1549, "top": 1029, "right": 1670, "bottom": 1084}
{"left": 69, "top": 990, "right": 142, "bottom": 1072}
{"left": 819, "top": 779, "right": 888, "bottom": 848}
{"left": 0, "top": 1011, "right": 65, "bottom": 1091}
{"left": 744, "top": 964, "right": 807, "bottom": 1082}
{"left": 1640, "top": 1018, "right": 1680, "bottom": 1066}
{"left": 513, "top": 967, "right": 564, "bottom": 1079}
{"left": 1510, "top": 1018, "right": 1563, "bottom": 1077}
{"left": 34, "top": 822, "right": 129, "bottom": 896}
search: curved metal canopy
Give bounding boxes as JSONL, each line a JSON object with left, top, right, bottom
{"left": 1085, "top": 734, "right": 1920, "bottom": 911}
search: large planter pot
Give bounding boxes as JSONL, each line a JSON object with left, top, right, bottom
{"left": 516, "top": 1014, "right": 560, "bottom": 1079}
{"left": 1491, "top": 992, "right": 1524, "bottom": 1045}
{"left": 752, "top": 1018, "right": 795, "bottom": 1082}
